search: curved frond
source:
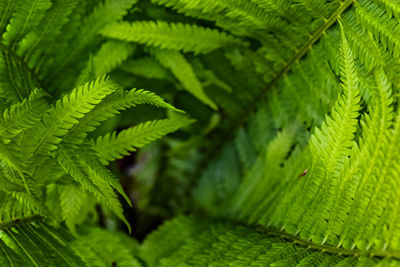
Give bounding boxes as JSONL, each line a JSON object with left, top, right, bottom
{"left": 25, "top": 76, "right": 118, "bottom": 157}
{"left": 65, "top": 88, "right": 181, "bottom": 145}
{"left": 93, "top": 117, "right": 194, "bottom": 164}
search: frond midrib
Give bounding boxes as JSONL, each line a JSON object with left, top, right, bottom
{"left": 253, "top": 224, "right": 400, "bottom": 260}
{"left": 267, "top": 0, "right": 354, "bottom": 87}
{"left": 198, "top": 0, "right": 355, "bottom": 189}
{"left": 247, "top": 0, "right": 355, "bottom": 122}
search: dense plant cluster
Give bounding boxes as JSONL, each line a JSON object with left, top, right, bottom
{"left": 1, "top": 0, "right": 400, "bottom": 266}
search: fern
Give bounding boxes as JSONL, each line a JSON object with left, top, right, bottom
{"left": 65, "top": 88, "right": 181, "bottom": 145}
{"left": 26, "top": 76, "right": 118, "bottom": 157}
{"left": 140, "top": 216, "right": 400, "bottom": 266}
{"left": 100, "top": 20, "right": 245, "bottom": 54}
{"left": 0, "top": 0, "right": 193, "bottom": 260}
{"left": 0, "top": 89, "right": 48, "bottom": 141}
{"left": 2, "top": 0, "right": 400, "bottom": 266}
{"left": 76, "top": 40, "right": 135, "bottom": 86}
{"left": 152, "top": 49, "right": 218, "bottom": 109}
{"left": 2, "top": 0, "right": 52, "bottom": 47}
{"left": 94, "top": 117, "right": 194, "bottom": 164}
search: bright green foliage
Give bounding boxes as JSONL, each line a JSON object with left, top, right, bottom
{"left": 140, "top": 216, "right": 399, "bottom": 266}
{"left": 153, "top": 49, "right": 218, "bottom": 109}
{"left": 28, "top": 77, "right": 118, "bottom": 156}
{"left": 2, "top": 0, "right": 52, "bottom": 46}
{"left": 76, "top": 40, "right": 135, "bottom": 86}
{"left": 135, "top": 0, "right": 400, "bottom": 266}
{"left": 0, "top": 219, "right": 140, "bottom": 266}
{"left": 0, "top": 73, "right": 186, "bottom": 235}
{"left": 94, "top": 117, "right": 194, "bottom": 164}
{"left": 101, "top": 21, "right": 245, "bottom": 54}
{"left": 65, "top": 88, "right": 181, "bottom": 145}
{"left": 2, "top": 0, "right": 400, "bottom": 266}
{"left": 76, "top": 226, "right": 142, "bottom": 267}
{"left": 0, "top": 220, "right": 86, "bottom": 266}
{"left": 0, "top": 0, "right": 194, "bottom": 264}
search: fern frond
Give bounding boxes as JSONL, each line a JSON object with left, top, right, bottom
{"left": 1, "top": 222, "right": 86, "bottom": 266}
{"left": 93, "top": 117, "right": 194, "bottom": 164}
{"left": 77, "top": 227, "right": 142, "bottom": 267}
{"left": 26, "top": 76, "right": 118, "bottom": 157}
{"left": 73, "top": 0, "right": 137, "bottom": 50}
{"left": 0, "top": 218, "right": 140, "bottom": 266}
{"left": 10, "top": 191, "right": 49, "bottom": 218}
{"left": 56, "top": 146, "right": 129, "bottom": 229}
{"left": 0, "top": 142, "right": 25, "bottom": 179}
{"left": 60, "top": 184, "right": 83, "bottom": 234}
{"left": 4, "top": 0, "right": 400, "bottom": 265}
{"left": 341, "top": 11, "right": 385, "bottom": 71}
{"left": 151, "top": 0, "right": 287, "bottom": 32}
{"left": 375, "top": 0, "right": 400, "bottom": 18}
{"left": 140, "top": 216, "right": 398, "bottom": 266}
{"left": 46, "top": 0, "right": 137, "bottom": 82}
{"left": 231, "top": 127, "right": 296, "bottom": 220}
{"left": 221, "top": 31, "right": 382, "bottom": 250}
{"left": 355, "top": 0, "right": 400, "bottom": 58}
{"left": 76, "top": 40, "right": 135, "bottom": 85}
{"left": 18, "top": 0, "right": 78, "bottom": 67}
{"left": 153, "top": 49, "right": 217, "bottom": 110}
{"left": 2, "top": 0, "right": 52, "bottom": 47}
{"left": 309, "top": 28, "right": 361, "bottom": 168}
{"left": 0, "top": 50, "right": 39, "bottom": 102}
{"left": 77, "top": 145, "right": 131, "bottom": 205}
{"left": 120, "top": 58, "right": 173, "bottom": 81}
{"left": 0, "top": 89, "right": 48, "bottom": 142}
{"left": 65, "top": 88, "right": 181, "bottom": 145}
{"left": 0, "top": 0, "right": 15, "bottom": 34}
{"left": 101, "top": 21, "right": 245, "bottom": 54}
{"left": 56, "top": 148, "right": 104, "bottom": 198}
{"left": 335, "top": 68, "right": 395, "bottom": 250}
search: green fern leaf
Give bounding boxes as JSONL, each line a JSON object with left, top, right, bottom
{"left": 100, "top": 20, "right": 245, "bottom": 54}
{"left": 2, "top": 0, "right": 52, "bottom": 47}
{"left": 46, "top": 0, "right": 137, "bottom": 82}
{"left": 18, "top": 0, "right": 78, "bottom": 68}
{"left": 0, "top": 0, "right": 15, "bottom": 34}
{"left": 140, "top": 216, "right": 399, "bottom": 266}
{"left": 151, "top": 0, "right": 284, "bottom": 32}
{"left": 356, "top": 0, "right": 400, "bottom": 58}
{"left": 77, "top": 227, "right": 142, "bottom": 267}
{"left": 375, "top": 0, "right": 400, "bottom": 18}
{"left": 26, "top": 76, "right": 118, "bottom": 157}
{"left": 60, "top": 184, "right": 83, "bottom": 234}
{"left": 56, "top": 146, "right": 129, "bottom": 230}
{"left": 119, "top": 58, "right": 173, "bottom": 81}
{"left": 76, "top": 40, "right": 135, "bottom": 85}
{"left": 93, "top": 117, "right": 194, "bottom": 164}
{"left": 153, "top": 49, "right": 218, "bottom": 110}
{"left": 65, "top": 88, "right": 181, "bottom": 145}
{"left": 0, "top": 89, "right": 48, "bottom": 142}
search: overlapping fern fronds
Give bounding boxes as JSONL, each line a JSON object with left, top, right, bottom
{"left": 2, "top": 0, "right": 400, "bottom": 266}
{"left": 0, "top": 0, "right": 195, "bottom": 264}
{"left": 0, "top": 75, "right": 189, "bottom": 230}
{"left": 130, "top": 1, "right": 400, "bottom": 266}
